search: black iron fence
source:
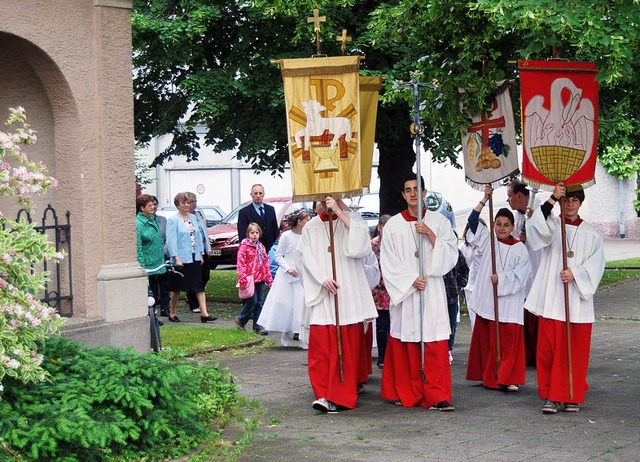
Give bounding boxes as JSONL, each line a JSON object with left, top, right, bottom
{"left": 15, "top": 204, "right": 73, "bottom": 317}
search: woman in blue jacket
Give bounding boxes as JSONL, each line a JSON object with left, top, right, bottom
{"left": 166, "top": 192, "right": 217, "bottom": 323}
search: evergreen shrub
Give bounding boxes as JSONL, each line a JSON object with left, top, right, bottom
{"left": 0, "top": 337, "right": 238, "bottom": 461}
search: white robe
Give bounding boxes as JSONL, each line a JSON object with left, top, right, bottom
{"left": 295, "top": 212, "right": 378, "bottom": 339}
{"left": 524, "top": 207, "right": 605, "bottom": 323}
{"left": 512, "top": 197, "right": 542, "bottom": 293}
{"left": 380, "top": 210, "right": 458, "bottom": 343}
{"left": 468, "top": 224, "right": 531, "bottom": 325}
{"left": 257, "top": 230, "right": 304, "bottom": 333}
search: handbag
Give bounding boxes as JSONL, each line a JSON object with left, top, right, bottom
{"left": 237, "top": 249, "right": 258, "bottom": 299}
{"left": 237, "top": 275, "right": 255, "bottom": 299}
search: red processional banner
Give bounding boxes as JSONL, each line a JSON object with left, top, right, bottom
{"left": 519, "top": 60, "right": 599, "bottom": 190}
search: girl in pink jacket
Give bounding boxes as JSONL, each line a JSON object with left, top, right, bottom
{"left": 235, "top": 222, "right": 273, "bottom": 334}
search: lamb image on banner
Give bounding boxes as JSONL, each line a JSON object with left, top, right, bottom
{"left": 460, "top": 80, "right": 519, "bottom": 191}
{"left": 519, "top": 60, "right": 598, "bottom": 190}
{"left": 278, "top": 56, "right": 362, "bottom": 201}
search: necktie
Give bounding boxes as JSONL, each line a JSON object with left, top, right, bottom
{"left": 259, "top": 206, "right": 265, "bottom": 219}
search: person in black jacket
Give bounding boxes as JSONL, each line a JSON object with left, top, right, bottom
{"left": 237, "top": 184, "right": 278, "bottom": 252}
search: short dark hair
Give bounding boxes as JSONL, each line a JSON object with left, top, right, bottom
{"left": 495, "top": 207, "right": 515, "bottom": 225}
{"left": 402, "top": 173, "right": 425, "bottom": 191}
{"left": 508, "top": 180, "right": 529, "bottom": 197}
{"left": 136, "top": 194, "right": 155, "bottom": 213}
{"left": 566, "top": 187, "right": 585, "bottom": 203}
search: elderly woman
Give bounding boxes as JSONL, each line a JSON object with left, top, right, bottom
{"left": 166, "top": 192, "right": 216, "bottom": 323}
{"left": 136, "top": 194, "right": 167, "bottom": 305}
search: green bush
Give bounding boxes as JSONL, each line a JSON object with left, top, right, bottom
{"left": 0, "top": 337, "right": 238, "bottom": 461}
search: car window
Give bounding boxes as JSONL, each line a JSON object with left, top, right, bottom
{"left": 201, "top": 207, "right": 224, "bottom": 221}
{"left": 222, "top": 208, "right": 241, "bottom": 225}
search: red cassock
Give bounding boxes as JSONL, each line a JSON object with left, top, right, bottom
{"left": 308, "top": 323, "right": 364, "bottom": 409}
{"left": 466, "top": 316, "right": 526, "bottom": 389}
{"left": 537, "top": 317, "right": 592, "bottom": 404}
{"left": 380, "top": 337, "right": 452, "bottom": 408}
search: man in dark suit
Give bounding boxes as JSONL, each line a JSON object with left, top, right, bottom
{"left": 237, "top": 184, "right": 278, "bottom": 252}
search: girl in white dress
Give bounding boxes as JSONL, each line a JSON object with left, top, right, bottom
{"left": 257, "top": 210, "right": 311, "bottom": 348}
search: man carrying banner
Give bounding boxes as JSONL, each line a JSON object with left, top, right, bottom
{"left": 506, "top": 179, "right": 541, "bottom": 366}
{"left": 524, "top": 182, "right": 605, "bottom": 413}
{"left": 380, "top": 174, "right": 458, "bottom": 410}
{"left": 295, "top": 196, "right": 377, "bottom": 413}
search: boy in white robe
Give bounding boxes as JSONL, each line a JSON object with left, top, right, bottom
{"left": 380, "top": 174, "right": 458, "bottom": 410}
{"left": 295, "top": 197, "right": 378, "bottom": 413}
{"left": 507, "top": 179, "right": 542, "bottom": 366}
{"left": 525, "top": 182, "right": 605, "bottom": 413}
{"left": 465, "top": 185, "right": 531, "bottom": 391}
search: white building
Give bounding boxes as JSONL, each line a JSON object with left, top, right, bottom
{"left": 139, "top": 133, "right": 639, "bottom": 239}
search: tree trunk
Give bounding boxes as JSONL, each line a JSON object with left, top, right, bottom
{"left": 376, "top": 102, "right": 416, "bottom": 216}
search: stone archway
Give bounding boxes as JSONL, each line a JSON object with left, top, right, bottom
{"left": 0, "top": 1, "right": 149, "bottom": 351}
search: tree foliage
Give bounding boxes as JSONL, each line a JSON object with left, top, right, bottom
{"left": 132, "top": 0, "right": 640, "bottom": 211}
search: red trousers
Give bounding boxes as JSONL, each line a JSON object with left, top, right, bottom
{"left": 524, "top": 310, "right": 539, "bottom": 367}
{"left": 380, "top": 336, "right": 452, "bottom": 408}
{"left": 466, "top": 316, "right": 526, "bottom": 389}
{"left": 537, "top": 317, "right": 592, "bottom": 404}
{"left": 308, "top": 323, "right": 364, "bottom": 409}
{"left": 358, "top": 325, "right": 373, "bottom": 384}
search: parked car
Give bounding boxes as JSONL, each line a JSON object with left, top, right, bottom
{"left": 207, "top": 197, "right": 313, "bottom": 268}
{"left": 424, "top": 191, "right": 456, "bottom": 229}
{"left": 156, "top": 205, "right": 226, "bottom": 227}
{"left": 349, "top": 191, "right": 456, "bottom": 234}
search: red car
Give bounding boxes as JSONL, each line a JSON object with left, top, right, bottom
{"left": 207, "top": 197, "right": 313, "bottom": 268}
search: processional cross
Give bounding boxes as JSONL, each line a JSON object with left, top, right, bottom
{"left": 307, "top": 9, "right": 326, "bottom": 56}
{"left": 394, "top": 71, "right": 434, "bottom": 382}
{"left": 335, "top": 29, "right": 352, "bottom": 56}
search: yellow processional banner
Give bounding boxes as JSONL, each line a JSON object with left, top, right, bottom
{"left": 279, "top": 56, "right": 377, "bottom": 201}
{"left": 359, "top": 75, "right": 382, "bottom": 191}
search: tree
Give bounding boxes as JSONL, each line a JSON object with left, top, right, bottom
{"left": 133, "top": 0, "right": 430, "bottom": 214}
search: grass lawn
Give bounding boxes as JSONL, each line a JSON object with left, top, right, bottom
{"left": 602, "top": 257, "right": 640, "bottom": 286}
{"left": 161, "top": 326, "right": 261, "bottom": 353}
{"left": 206, "top": 269, "right": 240, "bottom": 301}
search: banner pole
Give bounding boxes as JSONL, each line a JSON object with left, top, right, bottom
{"left": 560, "top": 197, "right": 575, "bottom": 400}
{"left": 488, "top": 194, "right": 502, "bottom": 369}
{"left": 327, "top": 211, "right": 344, "bottom": 382}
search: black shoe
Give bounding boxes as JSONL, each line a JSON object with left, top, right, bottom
{"left": 168, "top": 316, "right": 181, "bottom": 323}
{"left": 160, "top": 310, "right": 169, "bottom": 317}
{"left": 157, "top": 320, "right": 164, "bottom": 326}
{"left": 292, "top": 333, "right": 300, "bottom": 341}
{"left": 255, "top": 328, "right": 269, "bottom": 335}
{"left": 200, "top": 315, "right": 217, "bottom": 323}
{"left": 428, "top": 401, "right": 455, "bottom": 411}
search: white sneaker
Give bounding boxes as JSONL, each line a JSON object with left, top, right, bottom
{"left": 192, "top": 308, "right": 201, "bottom": 313}
{"left": 448, "top": 351, "right": 453, "bottom": 364}
{"left": 281, "top": 332, "right": 291, "bottom": 347}
{"left": 312, "top": 398, "right": 338, "bottom": 413}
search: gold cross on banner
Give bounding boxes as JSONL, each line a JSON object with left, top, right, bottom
{"left": 336, "top": 29, "right": 352, "bottom": 55}
{"left": 307, "top": 8, "right": 326, "bottom": 56}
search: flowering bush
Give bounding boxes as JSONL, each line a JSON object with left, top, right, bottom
{"left": 0, "top": 107, "right": 64, "bottom": 395}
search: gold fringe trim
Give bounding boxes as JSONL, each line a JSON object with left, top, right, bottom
{"left": 464, "top": 169, "right": 520, "bottom": 192}
{"left": 281, "top": 65, "right": 360, "bottom": 77}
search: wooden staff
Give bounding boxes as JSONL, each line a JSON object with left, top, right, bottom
{"left": 327, "top": 211, "right": 344, "bottom": 382}
{"left": 488, "top": 194, "right": 501, "bottom": 368}
{"left": 559, "top": 197, "right": 574, "bottom": 400}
